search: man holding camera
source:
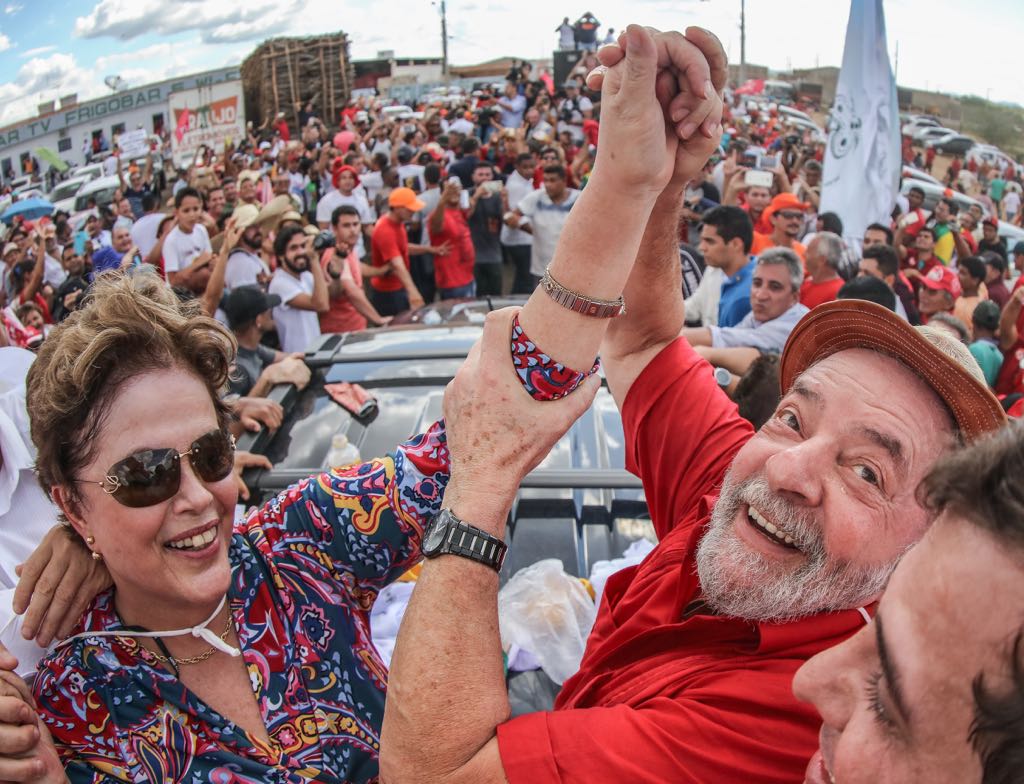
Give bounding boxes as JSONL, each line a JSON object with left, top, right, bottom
{"left": 556, "top": 81, "right": 593, "bottom": 145}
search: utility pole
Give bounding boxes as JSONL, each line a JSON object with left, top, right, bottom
{"left": 440, "top": 0, "right": 449, "bottom": 78}
{"left": 738, "top": 0, "right": 746, "bottom": 85}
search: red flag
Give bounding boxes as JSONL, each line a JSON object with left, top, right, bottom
{"left": 174, "top": 107, "right": 191, "bottom": 143}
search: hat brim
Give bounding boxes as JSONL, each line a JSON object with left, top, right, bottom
{"left": 780, "top": 299, "right": 1005, "bottom": 442}
{"left": 392, "top": 197, "right": 425, "bottom": 212}
{"left": 916, "top": 275, "right": 956, "bottom": 294}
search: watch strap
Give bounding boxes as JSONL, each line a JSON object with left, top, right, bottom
{"left": 427, "top": 510, "right": 508, "bottom": 572}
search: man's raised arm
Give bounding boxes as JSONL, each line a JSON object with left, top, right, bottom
{"left": 380, "top": 24, "right": 726, "bottom": 784}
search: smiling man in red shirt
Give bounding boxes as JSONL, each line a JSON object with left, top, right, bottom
{"left": 381, "top": 25, "right": 1005, "bottom": 784}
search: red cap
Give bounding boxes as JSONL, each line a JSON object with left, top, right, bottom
{"left": 918, "top": 264, "right": 962, "bottom": 299}
{"left": 331, "top": 164, "right": 361, "bottom": 189}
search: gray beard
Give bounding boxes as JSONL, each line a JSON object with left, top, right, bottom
{"left": 694, "top": 468, "right": 901, "bottom": 623}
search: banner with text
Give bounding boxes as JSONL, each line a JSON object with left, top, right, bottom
{"left": 168, "top": 81, "right": 245, "bottom": 164}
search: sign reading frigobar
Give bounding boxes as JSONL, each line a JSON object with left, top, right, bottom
{"left": 169, "top": 81, "right": 246, "bottom": 164}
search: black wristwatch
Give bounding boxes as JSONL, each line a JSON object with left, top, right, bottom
{"left": 421, "top": 508, "right": 508, "bottom": 572}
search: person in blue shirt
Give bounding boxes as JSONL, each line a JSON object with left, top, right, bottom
{"left": 691, "top": 205, "right": 756, "bottom": 328}
{"left": 89, "top": 222, "right": 139, "bottom": 277}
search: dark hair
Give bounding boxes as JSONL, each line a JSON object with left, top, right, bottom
{"left": 918, "top": 226, "right": 936, "bottom": 240}
{"left": 960, "top": 255, "right": 987, "bottom": 284}
{"left": 862, "top": 244, "right": 899, "bottom": 278}
{"left": 515, "top": 152, "right": 534, "bottom": 166}
{"left": 174, "top": 186, "right": 202, "bottom": 209}
{"left": 983, "top": 252, "right": 1006, "bottom": 275}
{"left": 701, "top": 205, "right": 754, "bottom": 253}
{"left": 460, "top": 137, "right": 480, "bottom": 155}
{"left": 474, "top": 160, "right": 494, "bottom": 171}
{"left": 140, "top": 192, "right": 158, "bottom": 213}
{"left": 274, "top": 224, "right": 306, "bottom": 258}
{"left": 542, "top": 163, "right": 566, "bottom": 180}
{"left": 919, "top": 421, "right": 1024, "bottom": 784}
{"left": 865, "top": 222, "right": 894, "bottom": 245}
{"left": 424, "top": 163, "right": 442, "bottom": 185}
{"left": 909, "top": 185, "right": 926, "bottom": 196}
{"left": 733, "top": 354, "right": 781, "bottom": 430}
{"left": 331, "top": 204, "right": 361, "bottom": 226}
{"left": 837, "top": 275, "right": 896, "bottom": 311}
{"left": 818, "top": 211, "right": 844, "bottom": 236}
{"left": 941, "top": 197, "right": 959, "bottom": 216}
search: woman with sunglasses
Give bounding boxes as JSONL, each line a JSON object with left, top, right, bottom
{"left": 14, "top": 271, "right": 457, "bottom": 783}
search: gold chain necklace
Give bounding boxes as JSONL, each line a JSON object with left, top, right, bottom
{"left": 144, "top": 611, "right": 234, "bottom": 667}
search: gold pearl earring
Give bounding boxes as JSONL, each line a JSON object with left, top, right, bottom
{"left": 85, "top": 536, "right": 101, "bottom": 561}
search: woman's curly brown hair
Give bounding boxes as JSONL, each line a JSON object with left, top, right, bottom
{"left": 26, "top": 271, "right": 237, "bottom": 518}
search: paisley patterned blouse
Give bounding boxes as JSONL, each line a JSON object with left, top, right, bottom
{"left": 32, "top": 320, "right": 596, "bottom": 783}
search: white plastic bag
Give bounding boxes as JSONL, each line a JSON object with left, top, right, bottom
{"left": 498, "top": 559, "right": 597, "bottom": 684}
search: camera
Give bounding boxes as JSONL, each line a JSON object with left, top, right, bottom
{"left": 313, "top": 230, "right": 335, "bottom": 252}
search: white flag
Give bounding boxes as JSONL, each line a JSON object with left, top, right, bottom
{"left": 820, "top": 0, "right": 900, "bottom": 247}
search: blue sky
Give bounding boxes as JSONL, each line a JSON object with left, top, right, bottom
{"left": 0, "top": 0, "right": 1020, "bottom": 127}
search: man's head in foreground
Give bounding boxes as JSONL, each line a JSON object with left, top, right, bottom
{"left": 695, "top": 300, "right": 1003, "bottom": 623}
{"left": 794, "top": 419, "right": 1024, "bottom": 784}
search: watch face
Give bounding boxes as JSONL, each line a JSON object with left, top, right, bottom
{"left": 422, "top": 512, "right": 449, "bottom": 555}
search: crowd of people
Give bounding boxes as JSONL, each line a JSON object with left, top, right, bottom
{"left": 0, "top": 20, "right": 1021, "bottom": 784}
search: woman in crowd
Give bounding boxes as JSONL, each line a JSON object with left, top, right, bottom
{"left": 13, "top": 271, "right": 448, "bottom": 782}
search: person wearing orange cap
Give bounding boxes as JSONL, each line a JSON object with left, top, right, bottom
{"left": 750, "top": 192, "right": 808, "bottom": 260}
{"left": 369, "top": 187, "right": 449, "bottom": 316}
{"left": 916, "top": 264, "right": 962, "bottom": 324}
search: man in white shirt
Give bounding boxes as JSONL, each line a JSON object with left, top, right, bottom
{"left": 497, "top": 82, "right": 527, "bottom": 129}
{"left": 268, "top": 225, "right": 330, "bottom": 353}
{"left": 500, "top": 153, "right": 537, "bottom": 294}
{"left": 0, "top": 347, "right": 61, "bottom": 676}
{"left": 223, "top": 205, "right": 269, "bottom": 291}
{"left": 162, "top": 187, "right": 213, "bottom": 293}
{"left": 555, "top": 81, "right": 593, "bottom": 144}
{"left": 129, "top": 192, "right": 165, "bottom": 261}
{"left": 317, "top": 165, "right": 376, "bottom": 259}
{"left": 507, "top": 163, "right": 579, "bottom": 286}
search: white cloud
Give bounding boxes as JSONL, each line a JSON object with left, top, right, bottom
{"left": 3, "top": 3, "right": 22, "bottom": 14}
{"left": 19, "top": 45, "right": 57, "bottom": 58}
{"left": 0, "top": 32, "right": 10, "bottom": 52}
{"left": 74, "top": 0, "right": 301, "bottom": 44}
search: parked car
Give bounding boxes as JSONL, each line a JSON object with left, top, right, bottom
{"left": 902, "top": 166, "right": 942, "bottom": 186}
{"left": 999, "top": 221, "right": 1024, "bottom": 249}
{"left": 240, "top": 318, "right": 653, "bottom": 583}
{"left": 901, "top": 117, "right": 940, "bottom": 135}
{"left": 777, "top": 105, "right": 814, "bottom": 124}
{"left": 912, "top": 126, "right": 956, "bottom": 143}
{"left": 68, "top": 162, "right": 104, "bottom": 182}
{"left": 927, "top": 134, "right": 976, "bottom": 156}
{"left": 48, "top": 175, "right": 93, "bottom": 215}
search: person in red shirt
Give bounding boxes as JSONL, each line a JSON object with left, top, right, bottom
{"left": 320, "top": 204, "right": 392, "bottom": 333}
{"left": 800, "top": 232, "right": 845, "bottom": 308}
{"left": 428, "top": 179, "right": 477, "bottom": 299}
{"left": 380, "top": 26, "right": 1005, "bottom": 784}
{"left": 369, "top": 187, "right": 445, "bottom": 316}
{"left": 916, "top": 264, "right": 961, "bottom": 324}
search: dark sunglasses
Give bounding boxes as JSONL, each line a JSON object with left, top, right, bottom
{"left": 80, "top": 430, "right": 235, "bottom": 508}
{"left": 778, "top": 210, "right": 804, "bottom": 220}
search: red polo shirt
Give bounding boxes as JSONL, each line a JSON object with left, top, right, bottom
{"left": 369, "top": 215, "right": 409, "bottom": 293}
{"left": 496, "top": 338, "right": 870, "bottom": 783}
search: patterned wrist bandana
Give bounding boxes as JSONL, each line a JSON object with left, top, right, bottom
{"left": 510, "top": 313, "right": 601, "bottom": 400}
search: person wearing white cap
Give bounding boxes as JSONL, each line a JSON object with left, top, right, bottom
{"left": 222, "top": 204, "right": 269, "bottom": 291}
